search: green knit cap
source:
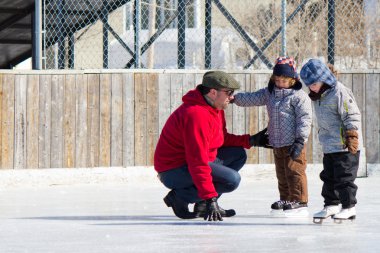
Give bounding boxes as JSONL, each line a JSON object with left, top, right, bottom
{"left": 201, "top": 71, "right": 240, "bottom": 90}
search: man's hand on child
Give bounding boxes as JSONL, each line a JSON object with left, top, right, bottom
{"left": 249, "top": 128, "right": 272, "bottom": 149}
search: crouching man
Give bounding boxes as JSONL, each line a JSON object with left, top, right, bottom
{"left": 154, "top": 71, "right": 269, "bottom": 221}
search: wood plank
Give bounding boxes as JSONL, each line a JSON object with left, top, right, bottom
{"left": 134, "top": 73, "right": 147, "bottom": 165}
{"left": 26, "top": 75, "right": 40, "bottom": 168}
{"left": 123, "top": 73, "right": 134, "bottom": 167}
{"left": 225, "top": 99, "right": 233, "bottom": 134}
{"left": 1, "top": 74, "right": 15, "bottom": 169}
{"left": 50, "top": 75, "right": 64, "bottom": 168}
{"left": 232, "top": 74, "right": 246, "bottom": 135}
{"left": 111, "top": 73, "right": 123, "bottom": 166}
{"left": 158, "top": 73, "right": 171, "bottom": 135}
{"left": 99, "top": 74, "right": 111, "bottom": 167}
{"left": 195, "top": 73, "right": 204, "bottom": 85}
{"left": 365, "top": 73, "right": 379, "bottom": 164}
{"left": 75, "top": 74, "right": 88, "bottom": 168}
{"left": 246, "top": 73, "right": 259, "bottom": 164}
{"left": 14, "top": 75, "right": 27, "bottom": 169}
{"left": 170, "top": 74, "right": 183, "bottom": 114}
{"left": 305, "top": 126, "right": 313, "bottom": 164}
{"left": 182, "top": 73, "right": 196, "bottom": 95}
{"left": 38, "top": 75, "right": 52, "bottom": 168}
{"left": 87, "top": 74, "right": 100, "bottom": 168}
{"left": 63, "top": 74, "right": 76, "bottom": 168}
{"left": 254, "top": 74, "right": 272, "bottom": 164}
{"left": 146, "top": 73, "right": 159, "bottom": 165}
{"left": 352, "top": 73, "right": 366, "bottom": 145}
{"left": 339, "top": 73, "right": 353, "bottom": 90}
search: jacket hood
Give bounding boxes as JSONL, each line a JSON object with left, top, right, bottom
{"left": 182, "top": 86, "right": 217, "bottom": 112}
{"left": 300, "top": 59, "right": 337, "bottom": 88}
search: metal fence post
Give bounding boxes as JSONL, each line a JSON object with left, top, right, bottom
{"left": 57, "top": 0, "right": 65, "bottom": 69}
{"left": 32, "top": 0, "right": 42, "bottom": 70}
{"left": 281, "top": 0, "right": 287, "bottom": 57}
{"left": 102, "top": 0, "right": 109, "bottom": 69}
{"left": 134, "top": 0, "right": 141, "bottom": 68}
{"left": 68, "top": 34, "right": 75, "bottom": 69}
{"left": 178, "top": 0, "right": 186, "bottom": 69}
{"left": 205, "top": 0, "right": 212, "bottom": 69}
{"left": 328, "top": 0, "right": 335, "bottom": 64}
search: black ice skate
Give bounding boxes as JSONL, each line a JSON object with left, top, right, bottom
{"left": 270, "top": 200, "right": 287, "bottom": 216}
{"left": 283, "top": 201, "right": 309, "bottom": 217}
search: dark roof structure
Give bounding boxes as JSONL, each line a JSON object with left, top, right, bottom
{"left": 0, "top": 0, "right": 35, "bottom": 69}
{"left": 0, "top": 0, "right": 130, "bottom": 69}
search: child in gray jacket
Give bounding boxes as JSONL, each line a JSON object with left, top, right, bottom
{"left": 234, "top": 57, "right": 312, "bottom": 215}
{"left": 300, "top": 59, "right": 361, "bottom": 223}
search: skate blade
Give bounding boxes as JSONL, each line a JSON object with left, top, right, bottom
{"left": 313, "top": 217, "right": 325, "bottom": 224}
{"left": 270, "top": 209, "right": 285, "bottom": 217}
{"left": 333, "top": 215, "right": 356, "bottom": 224}
{"left": 284, "top": 208, "right": 309, "bottom": 218}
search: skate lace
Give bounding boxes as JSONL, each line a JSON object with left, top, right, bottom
{"left": 276, "top": 200, "right": 287, "bottom": 205}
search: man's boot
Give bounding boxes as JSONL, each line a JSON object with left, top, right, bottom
{"left": 193, "top": 200, "right": 236, "bottom": 218}
{"left": 163, "top": 190, "right": 196, "bottom": 219}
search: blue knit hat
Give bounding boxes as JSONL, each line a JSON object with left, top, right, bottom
{"left": 300, "top": 59, "right": 337, "bottom": 87}
{"left": 272, "top": 56, "right": 299, "bottom": 79}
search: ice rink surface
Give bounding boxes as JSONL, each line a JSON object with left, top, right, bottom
{"left": 0, "top": 165, "right": 379, "bottom": 253}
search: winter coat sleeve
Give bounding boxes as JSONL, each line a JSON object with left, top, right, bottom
{"left": 220, "top": 111, "right": 251, "bottom": 148}
{"left": 183, "top": 108, "right": 218, "bottom": 200}
{"left": 293, "top": 91, "right": 312, "bottom": 143}
{"left": 233, "top": 88, "right": 268, "bottom": 107}
{"left": 337, "top": 87, "right": 361, "bottom": 131}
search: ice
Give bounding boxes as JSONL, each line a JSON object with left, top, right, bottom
{"left": 0, "top": 164, "right": 379, "bottom": 252}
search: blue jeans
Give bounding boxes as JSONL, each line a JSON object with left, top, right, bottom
{"left": 157, "top": 147, "right": 247, "bottom": 203}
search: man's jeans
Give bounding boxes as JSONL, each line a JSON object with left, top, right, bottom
{"left": 158, "top": 147, "right": 247, "bottom": 203}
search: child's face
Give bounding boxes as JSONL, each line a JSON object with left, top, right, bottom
{"left": 274, "top": 76, "right": 293, "bottom": 89}
{"left": 309, "top": 82, "right": 323, "bottom": 93}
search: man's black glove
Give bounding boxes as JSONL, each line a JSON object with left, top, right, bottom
{"left": 249, "top": 128, "right": 272, "bottom": 148}
{"left": 204, "top": 197, "right": 223, "bottom": 221}
{"left": 289, "top": 138, "right": 304, "bottom": 160}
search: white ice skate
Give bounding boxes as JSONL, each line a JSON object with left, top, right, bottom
{"left": 333, "top": 207, "right": 356, "bottom": 224}
{"left": 313, "top": 205, "right": 341, "bottom": 224}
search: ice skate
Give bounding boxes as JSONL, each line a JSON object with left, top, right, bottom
{"left": 313, "top": 205, "right": 341, "bottom": 224}
{"left": 333, "top": 207, "right": 356, "bottom": 224}
{"left": 283, "top": 201, "right": 309, "bottom": 218}
{"left": 270, "top": 200, "right": 287, "bottom": 217}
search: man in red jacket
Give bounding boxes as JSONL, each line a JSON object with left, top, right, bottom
{"left": 154, "top": 71, "right": 269, "bottom": 221}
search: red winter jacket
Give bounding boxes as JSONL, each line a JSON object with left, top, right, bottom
{"left": 154, "top": 87, "right": 250, "bottom": 200}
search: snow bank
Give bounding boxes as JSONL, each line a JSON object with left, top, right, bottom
{"left": 0, "top": 164, "right": 342, "bottom": 189}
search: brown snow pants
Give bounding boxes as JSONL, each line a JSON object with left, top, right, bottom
{"left": 273, "top": 145, "right": 308, "bottom": 203}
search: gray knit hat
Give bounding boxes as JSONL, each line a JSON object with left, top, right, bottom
{"left": 202, "top": 71, "right": 240, "bottom": 90}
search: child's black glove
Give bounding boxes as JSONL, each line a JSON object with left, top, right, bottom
{"left": 289, "top": 139, "right": 304, "bottom": 160}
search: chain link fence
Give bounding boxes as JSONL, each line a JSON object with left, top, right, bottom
{"left": 43, "top": 0, "right": 380, "bottom": 70}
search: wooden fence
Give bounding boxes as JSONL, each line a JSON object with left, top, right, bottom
{"left": 0, "top": 70, "right": 379, "bottom": 170}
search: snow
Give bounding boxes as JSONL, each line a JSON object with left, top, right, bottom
{"left": 0, "top": 164, "right": 379, "bottom": 252}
